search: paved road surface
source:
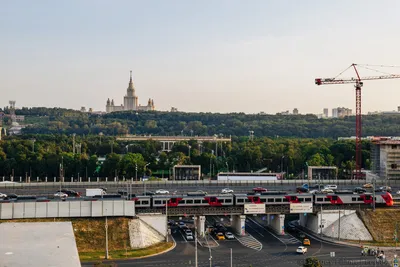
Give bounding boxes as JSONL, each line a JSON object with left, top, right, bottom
{"left": 81, "top": 215, "right": 387, "bottom": 267}
{"left": 2, "top": 182, "right": 398, "bottom": 197}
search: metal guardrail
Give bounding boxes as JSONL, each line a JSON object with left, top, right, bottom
{"left": 0, "top": 179, "right": 397, "bottom": 188}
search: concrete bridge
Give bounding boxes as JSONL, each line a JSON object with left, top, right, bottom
{"left": 116, "top": 135, "right": 232, "bottom": 152}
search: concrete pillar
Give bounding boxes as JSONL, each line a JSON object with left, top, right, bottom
{"left": 88, "top": 177, "right": 91, "bottom": 182}
{"left": 196, "top": 216, "right": 206, "bottom": 237}
{"left": 10, "top": 176, "right": 14, "bottom": 182}
{"left": 106, "top": 177, "right": 108, "bottom": 182}
{"left": 27, "top": 176, "right": 30, "bottom": 183}
{"left": 270, "top": 214, "right": 285, "bottom": 235}
{"left": 45, "top": 177, "right": 48, "bottom": 182}
{"left": 97, "top": 177, "right": 99, "bottom": 182}
{"left": 232, "top": 215, "right": 246, "bottom": 236}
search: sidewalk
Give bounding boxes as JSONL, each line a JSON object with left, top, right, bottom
{"left": 294, "top": 222, "right": 398, "bottom": 265}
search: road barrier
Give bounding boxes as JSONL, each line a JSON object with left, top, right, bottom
{"left": 0, "top": 200, "right": 135, "bottom": 220}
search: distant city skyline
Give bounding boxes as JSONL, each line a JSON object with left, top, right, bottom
{"left": 2, "top": 0, "right": 400, "bottom": 114}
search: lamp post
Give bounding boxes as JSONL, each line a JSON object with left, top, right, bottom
{"left": 165, "top": 200, "right": 168, "bottom": 242}
{"left": 188, "top": 145, "right": 191, "bottom": 162}
{"left": 194, "top": 216, "right": 198, "bottom": 267}
{"left": 281, "top": 156, "right": 285, "bottom": 173}
{"left": 135, "top": 163, "right": 138, "bottom": 181}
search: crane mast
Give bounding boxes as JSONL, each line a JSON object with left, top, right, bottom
{"left": 315, "top": 63, "right": 400, "bottom": 179}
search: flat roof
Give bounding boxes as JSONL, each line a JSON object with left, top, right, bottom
{"left": 0, "top": 222, "right": 81, "bottom": 267}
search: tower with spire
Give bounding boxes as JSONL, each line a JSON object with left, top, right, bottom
{"left": 105, "top": 70, "right": 156, "bottom": 113}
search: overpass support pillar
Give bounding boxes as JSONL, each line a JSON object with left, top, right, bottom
{"left": 270, "top": 214, "right": 285, "bottom": 235}
{"left": 195, "top": 215, "right": 206, "bottom": 237}
{"left": 232, "top": 215, "right": 246, "bottom": 236}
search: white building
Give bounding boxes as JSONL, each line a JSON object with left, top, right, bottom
{"left": 106, "top": 71, "right": 155, "bottom": 113}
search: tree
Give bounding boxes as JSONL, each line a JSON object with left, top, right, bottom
{"left": 303, "top": 257, "right": 322, "bottom": 267}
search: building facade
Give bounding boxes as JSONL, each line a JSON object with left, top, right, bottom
{"left": 332, "top": 107, "right": 352, "bottom": 118}
{"left": 106, "top": 71, "right": 155, "bottom": 113}
{"left": 323, "top": 108, "right": 329, "bottom": 118}
{"left": 371, "top": 138, "right": 400, "bottom": 180}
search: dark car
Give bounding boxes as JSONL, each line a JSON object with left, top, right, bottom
{"left": 296, "top": 187, "right": 309, "bottom": 193}
{"left": 143, "top": 191, "right": 155, "bottom": 196}
{"left": 253, "top": 187, "right": 268, "bottom": 193}
{"left": 353, "top": 187, "right": 367, "bottom": 194}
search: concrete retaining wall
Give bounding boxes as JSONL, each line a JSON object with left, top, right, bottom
{"left": 0, "top": 200, "right": 135, "bottom": 219}
{"left": 129, "top": 218, "right": 164, "bottom": 248}
{"left": 138, "top": 214, "right": 167, "bottom": 237}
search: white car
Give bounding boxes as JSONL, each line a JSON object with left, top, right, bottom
{"left": 225, "top": 232, "right": 235, "bottom": 239}
{"left": 54, "top": 192, "right": 68, "bottom": 198}
{"left": 324, "top": 185, "right": 337, "bottom": 190}
{"left": 221, "top": 188, "right": 234, "bottom": 194}
{"left": 156, "top": 189, "right": 169, "bottom": 194}
{"left": 321, "top": 188, "right": 334, "bottom": 194}
{"left": 296, "top": 246, "right": 307, "bottom": 254}
{"left": 0, "top": 193, "right": 7, "bottom": 198}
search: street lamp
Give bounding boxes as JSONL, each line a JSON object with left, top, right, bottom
{"left": 188, "top": 145, "right": 191, "bottom": 161}
{"left": 99, "top": 132, "right": 103, "bottom": 145}
{"left": 105, "top": 207, "right": 109, "bottom": 259}
{"left": 135, "top": 163, "right": 138, "bottom": 181}
{"left": 281, "top": 156, "right": 285, "bottom": 173}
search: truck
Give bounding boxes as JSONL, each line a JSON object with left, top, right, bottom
{"left": 86, "top": 188, "right": 106, "bottom": 197}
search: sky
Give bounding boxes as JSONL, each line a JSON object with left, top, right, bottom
{"left": 2, "top": 0, "right": 400, "bottom": 115}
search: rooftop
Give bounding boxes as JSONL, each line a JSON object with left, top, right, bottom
{"left": 0, "top": 222, "right": 81, "bottom": 267}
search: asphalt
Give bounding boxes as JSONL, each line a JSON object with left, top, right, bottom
{"left": 2, "top": 182, "right": 398, "bottom": 198}
{"left": 81, "top": 215, "right": 387, "bottom": 267}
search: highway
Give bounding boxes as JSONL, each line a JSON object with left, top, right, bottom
{"left": 1, "top": 180, "right": 399, "bottom": 197}
{"left": 81, "top": 215, "right": 383, "bottom": 267}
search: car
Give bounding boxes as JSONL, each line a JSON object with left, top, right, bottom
{"left": 324, "top": 185, "right": 338, "bottom": 190}
{"left": 296, "top": 246, "right": 307, "bottom": 254}
{"left": 184, "top": 229, "right": 192, "bottom": 235}
{"left": 397, "top": 190, "right": 400, "bottom": 195}
{"left": 143, "top": 191, "right": 155, "bottom": 196}
{"left": 221, "top": 188, "right": 234, "bottom": 194}
{"left": 178, "top": 222, "right": 186, "bottom": 228}
{"left": 0, "top": 193, "right": 7, "bottom": 198}
{"left": 303, "top": 239, "right": 311, "bottom": 246}
{"left": 156, "top": 189, "right": 169, "bottom": 194}
{"left": 54, "top": 192, "right": 68, "bottom": 198}
{"left": 299, "top": 233, "right": 306, "bottom": 239}
{"left": 195, "top": 190, "right": 208, "bottom": 195}
{"left": 216, "top": 232, "right": 225, "bottom": 240}
{"left": 296, "top": 187, "right": 309, "bottom": 193}
{"left": 253, "top": 187, "right": 267, "bottom": 193}
{"left": 353, "top": 187, "right": 367, "bottom": 194}
{"left": 185, "top": 233, "right": 194, "bottom": 240}
{"left": 287, "top": 224, "right": 296, "bottom": 232}
{"left": 225, "top": 232, "right": 235, "bottom": 239}
{"left": 321, "top": 188, "right": 334, "bottom": 194}
{"left": 363, "top": 183, "right": 374, "bottom": 188}
{"left": 309, "top": 189, "right": 318, "bottom": 194}
{"left": 5, "top": 193, "right": 17, "bottom": 199}
{"left": 379, "top": 186, "right": 392, "bottom": 192}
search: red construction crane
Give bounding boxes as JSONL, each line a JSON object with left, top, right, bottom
{"left": 315, "top": 63, "right": 400, "bottom": 179}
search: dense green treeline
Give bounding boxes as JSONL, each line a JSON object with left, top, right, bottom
{"left": 8, "top": 107, "right": 400, "bottom": 138}
{"left": 0, "top": 134, "right": 367, "bottom": 179}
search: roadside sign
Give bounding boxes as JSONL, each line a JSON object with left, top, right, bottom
{"left": 290, "top": 203, "right": 313, "bottom": 214}
{"left": 330, "top": 252, "right": 335, "bottom": 257}
{"left": 244, "top": 204, "right": 266, "bottom": 215}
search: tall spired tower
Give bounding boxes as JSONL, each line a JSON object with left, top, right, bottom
{"left": 124, "top": 71, "right": 138, "bottom": 110}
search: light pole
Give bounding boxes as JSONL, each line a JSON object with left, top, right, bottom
{"left": 165, "top": 201, "right": 168, "bottom": 242}
{"left": 105, "top": 211, "right": 109, "bottom": 259}
{"left": 281, "top": 155, "right": 285, "bottom": 174}
{"left": 188, "top": 145, "right": 191, "bottom": 162}
{"left": 230, "top": 248, "right": 233, "bottom": 267}
{"left": 99, "top": 132, "right": 103, "bottom": 145}
{"left": 111, "top": 140, "right": 114, "bottom": 154}
{"left": 135, "top": 163, "right": 138, "bottom": 181}
{"left": 194, "top": 216, "right": 198, "bottom": 267}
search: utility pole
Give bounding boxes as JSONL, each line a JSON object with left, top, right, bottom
{"left": 230, "top": 248, "right": 233, "bottom": 267}
{"left": 194, "top": 216, "right": 198, "bottom": 267}
{"left": 338, "top": 210, "right": 341, "bottom": 241}
{"left": 135, "top": 163, "right": 138, "bottom": 182}
{"left": 320, "top": 204, "right": 323, "bottom": 238}
{"left": 165, "top": 201, "right": 168, "bottom": 242}
{"left": 72, "top": 133, "right": 76, "bottom": 154}
{"left": 373, "top": 178, "right": 376, "bottom": 211}
{"left": 105, "top": 214, "right": 109, "bottom": 259}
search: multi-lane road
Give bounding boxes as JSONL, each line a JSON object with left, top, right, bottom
{"left": 1, "top": 180, "right": 399, "bottom": 197}
{"left": 81, "top": 215, "right": 381, "bottom": 267}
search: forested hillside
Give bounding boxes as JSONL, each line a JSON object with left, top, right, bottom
{"left": 6, "top": 107, "right": 400, "bottom": 138}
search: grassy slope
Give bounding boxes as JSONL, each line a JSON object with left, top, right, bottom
{"left": 358, "top": 209, "right": 399, "bottom": 245}
{"left": 0, "top": 217, "right": 130, "bottom": 252}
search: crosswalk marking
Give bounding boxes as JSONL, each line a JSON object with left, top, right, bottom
{"left": 235, "top": 234, "right": 263, "bottom": 251}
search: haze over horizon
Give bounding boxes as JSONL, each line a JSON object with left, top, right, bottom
{"left": 2, "top": 0, "right": 400, "bottom": 115}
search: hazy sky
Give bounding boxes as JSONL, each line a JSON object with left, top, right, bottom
{"left": 2, "top": 0, "right": 400, "bottom": 114}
